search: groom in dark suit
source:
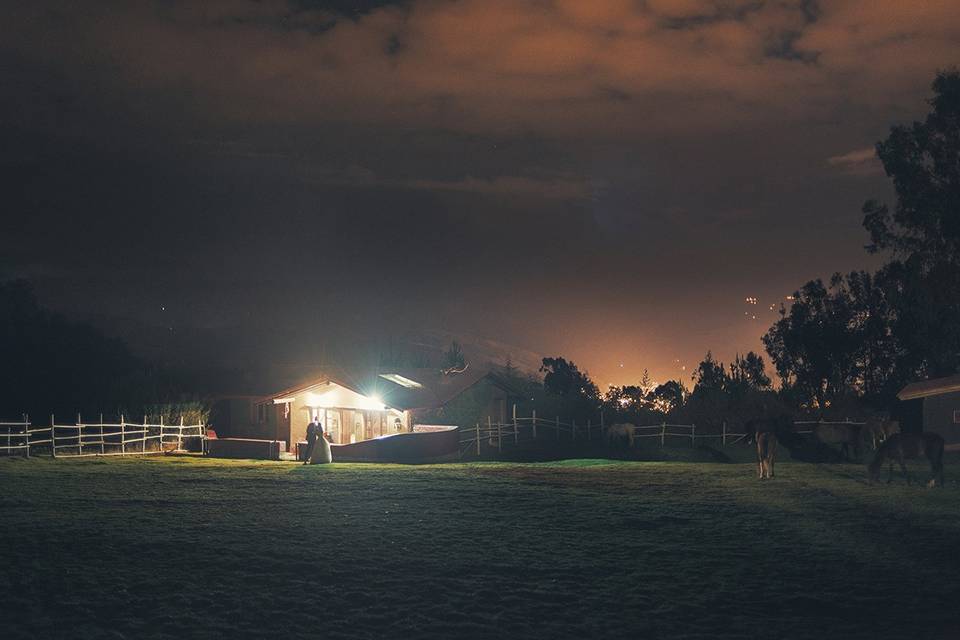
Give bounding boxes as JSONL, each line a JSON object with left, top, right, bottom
{"left": 304, "top": 416, "right": 324, "bottom": 464}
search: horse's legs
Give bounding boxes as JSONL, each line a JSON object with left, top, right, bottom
{"left": 899, "top": 456, "right": 910, "bottom": 485}
{"left": 931, "top": 457, "right": 944, "bottom": 488}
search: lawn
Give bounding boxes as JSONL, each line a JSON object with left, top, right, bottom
{"left": 1, "top": 455, "right": 958, "bottom": 639}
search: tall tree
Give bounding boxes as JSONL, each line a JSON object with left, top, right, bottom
{"left": 691, "top": 351, "right": 728, "bottom": 394}
{"left": 650, "top": 380, "right": 685, "bottom": 414}
{"left": 442, "top": 340, "right": 467, "bottom": 372}
{"left": 862, "top": 70, "right": 960, "bottom": 379}
{"left": 766, "top": 73, "right": 960, "bottom": 407}
{"left": 539, "top": 356, "right": 600, "bottom": 421}
{"left": 729, "top": 352, "right": 771, "bottom": 394}
{"left": 863, "top": 71, "right": 960, "bottom": 266}
{"left": 762, "top": 277, "right": 859, "bottom": 409}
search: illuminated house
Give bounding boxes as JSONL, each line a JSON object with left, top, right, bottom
{"left": 249, "top": 367, "right": 519, "bottom": 452}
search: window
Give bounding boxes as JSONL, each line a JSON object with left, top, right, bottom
{"left": 324, "top": 409, "right": 341, "bottom": 444}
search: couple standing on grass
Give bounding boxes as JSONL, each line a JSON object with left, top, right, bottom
{"left": 304, "top": 416, "right": 332, "bottom": 465}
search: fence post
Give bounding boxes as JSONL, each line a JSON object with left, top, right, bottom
{"left": 143, "top": 415, "right": 148, "bottom": 455}
{"left": 121, "top": 414, "right": 126, "bottom": 456}
{"left": 21, "top": 416, "right": 29, "bottom": 459}
{"left": 493, "top": 416, "right": 500, "bottom": 453}
{"left": 513, "top": 404, "right": 518, "bottom": 444}
{"left": 179, "top": 415, "right": 184, "bottom": 452}
{"left": 691, "top": 423, "right": 696, "bottom": 448}
{"left": 50, "top": 414, "right": 56, "bottom": 458}
{"left": 476, "top": 422, "right": 481, "bottom": 456}
{"left": 76, "top": 413, "right": 82, "bottom": 457}
{"left": 660, "top": 422, "right": 666, "bottom": 447}
{"left": 99, "top": 413, "right": 104, "bottom": 455}
{"left": 532, "top": 410, "right": 537, "bottom": 439}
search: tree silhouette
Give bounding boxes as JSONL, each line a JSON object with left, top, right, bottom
{"left": 863, "top": 71, "right": 960, "bottom": 266}
{"left": 539, "top": 356, "right": 600, "bottom": 421}
{"left": 765, "top": 71, "right": 960, "bottom": 407}
{"left": 442, "top": 340, "right": 467, "bottom": 372}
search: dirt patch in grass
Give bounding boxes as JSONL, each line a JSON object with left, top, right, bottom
{"left": 2, "top": 457, "right": 959, "bottom": 639}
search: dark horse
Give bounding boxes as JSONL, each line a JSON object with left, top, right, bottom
{"left": 744, "top": 416, "right": 790, "bottom": 479}
{"left": 868, "top": 432, "right": 945, "bottom": 487}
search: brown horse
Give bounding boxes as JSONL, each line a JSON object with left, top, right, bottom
{"left": 745, "top": 417, "right": 786, "bottom": 479}
{"left": 868, "top": 432, "right": 945, "bottom": 487}
{"left": 756, "top": 432, "right": 777, "bottom": 479}
{"left": 604, "top": 423, "right": 636, "bottom": 448}
{"left": 812, "top": 422, "right": 863, "bottom": 461}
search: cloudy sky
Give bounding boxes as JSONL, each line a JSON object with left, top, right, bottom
{"left": 2, "top": 1, "right": 958, "bottom": 388}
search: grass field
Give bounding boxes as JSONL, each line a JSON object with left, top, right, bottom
{"left": 2, "top": 455, "right": 959, "bottom": 639}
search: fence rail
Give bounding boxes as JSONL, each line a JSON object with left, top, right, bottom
{"left": 457, "top": 407, "right": 874, "bottom": 458}
{"left": 1, "top": 416, "right": 206, "bottom": 458}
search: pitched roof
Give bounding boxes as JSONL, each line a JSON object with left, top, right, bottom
{"left": 897, "top": 374, "right": 960, "bottom": 401}
{"left": 261, "top": 365, "right": 520, "bottom": 411}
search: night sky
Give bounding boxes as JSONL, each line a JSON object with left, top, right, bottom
{"left": 3, "top": 1, "right": 958, "bottom": 389}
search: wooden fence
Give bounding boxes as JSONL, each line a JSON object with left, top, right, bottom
{"left": 459, "top": 406, "right": 729, "bottom": 457}
{"left": 0, "top": 416, "right": 206, "bottom": 458}
{"left": 458, "top": 408, "right": 871, "bottom": 458}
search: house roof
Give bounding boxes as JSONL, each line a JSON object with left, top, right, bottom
{"left": 897, "top": 374, "right": 960, "bottom": 401}
{"left": 260, "top": 365, "right": 521, "bottom": 411}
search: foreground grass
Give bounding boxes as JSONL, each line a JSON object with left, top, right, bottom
{"left": 1, "top": 456, "right": 959, "bottom": 639}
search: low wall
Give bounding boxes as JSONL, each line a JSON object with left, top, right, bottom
{"left": 206, "top": 438, "right": 284, "bottom": 460}
{"left": 332, "top": 427, "right": 459, "bottom": 463}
